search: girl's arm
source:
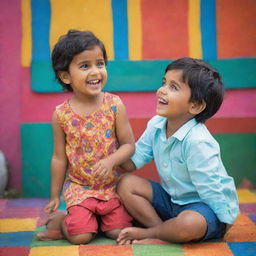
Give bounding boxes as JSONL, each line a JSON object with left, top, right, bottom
{"left": 44, "top": 111, "right": 67, "bottom": 213}
{"left": 92, "top": 102, "right": 135, "bottom": 177}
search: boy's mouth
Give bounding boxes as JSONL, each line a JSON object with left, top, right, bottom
{"left": 158, "top": 97, "right": 168, "bottom": 105}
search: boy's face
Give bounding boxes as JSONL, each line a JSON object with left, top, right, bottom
{"left": 59, "top": 46, "right": 107, "bottom": 97}
{"left": 156, "top": 69, "right": 195, "bottom": 121}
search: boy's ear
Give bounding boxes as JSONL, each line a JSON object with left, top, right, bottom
{"left": 58, "top": 71, "right": 71, "bottom": 84}
{"left": 189, "top": 101, "right": 206, "bottom": 115}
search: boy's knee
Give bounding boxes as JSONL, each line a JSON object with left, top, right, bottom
{"left": 176, "top": 211, "right": 207, "bottom": 242}
{"left": 67, "top": 233, "right": 94, "bottom": 245}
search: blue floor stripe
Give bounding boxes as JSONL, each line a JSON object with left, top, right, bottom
{"left": 111, "top": 0, "right": 129, "bottom": 60}
{"left": 31, "top": 0, "right": 51, "bottom": 61}
{"left": 200, "top": 0, "right": 217, "bottom": 59}
{"left": 228, "top": 242, "right": 256, "bottom": 256}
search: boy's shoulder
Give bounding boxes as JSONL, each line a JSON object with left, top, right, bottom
{"left": 185, "top": 122, "right": 217, "bottom": 145}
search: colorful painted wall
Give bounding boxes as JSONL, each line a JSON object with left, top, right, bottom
{"left": 0, "top": 0, "right": 255, "bottom": 197}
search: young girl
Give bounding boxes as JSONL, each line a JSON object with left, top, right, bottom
{"left": 37, "top": 30, "right": 135, "bottom": 245}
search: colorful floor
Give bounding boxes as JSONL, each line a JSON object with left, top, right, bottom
{"left": 0, "top": 189, "right": 256, "bottom": 256}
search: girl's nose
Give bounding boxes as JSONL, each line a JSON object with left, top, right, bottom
{"left": 89, "top": 65, "right": 100, "bottom": 75}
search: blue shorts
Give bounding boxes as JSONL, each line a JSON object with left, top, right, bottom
{"left": 150, "top": 180, "right": 226, "bottom": 241}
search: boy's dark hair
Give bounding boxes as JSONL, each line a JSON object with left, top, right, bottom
{"left": 51, "top": 30, "right": 107, "bottom": 92}
{"left": 165, "top": 57, "right": 224, "bottom": 123}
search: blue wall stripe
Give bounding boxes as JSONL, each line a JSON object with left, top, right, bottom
{"left": 111, "top": 0, "right": 129, "bottom": 60}
{"left": 200, "top": 0, "right": 217, "bottom": 59}
{"left": 31, "top": 0, "right": 51, "bottom": 61}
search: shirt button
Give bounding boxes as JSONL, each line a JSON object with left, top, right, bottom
{"left": 163, "top": 162, "right": 168, "bottom": 167}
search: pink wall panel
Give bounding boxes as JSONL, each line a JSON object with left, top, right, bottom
{"left": 0, "top": 0, "right": 22, "bottom": 189}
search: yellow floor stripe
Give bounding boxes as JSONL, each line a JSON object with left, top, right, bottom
{"left": 0, "top": 218, "right": 38, "bottom": 232}
{"left": 237, "top": 189, "right": 256, "bottom": 203}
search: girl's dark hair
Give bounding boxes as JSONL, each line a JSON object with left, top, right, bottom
{"left": 51, "top": 30, "right": 107, "bottom": 91}
{"left": 165, "top": 57, "right": 224, "bottom": 123}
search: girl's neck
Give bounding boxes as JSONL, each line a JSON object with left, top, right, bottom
{"left": 70, "top": 92, "right": 105, "bottom": 117}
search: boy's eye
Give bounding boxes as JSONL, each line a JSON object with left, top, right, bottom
{"left": 170, "top": 84, "right": 178, "bottom": 90}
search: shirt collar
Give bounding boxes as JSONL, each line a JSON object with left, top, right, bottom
{"left": 154, "top": 117, "right": 198, "bottom": 141}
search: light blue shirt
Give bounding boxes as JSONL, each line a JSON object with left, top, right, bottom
{"left": 131, "top": 116, "right": 239, "bottom": 224}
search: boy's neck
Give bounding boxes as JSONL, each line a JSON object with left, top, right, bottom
{"left": 166, "top": 116, "right": 194, "bottom": 138}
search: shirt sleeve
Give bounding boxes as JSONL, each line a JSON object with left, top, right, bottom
{"left": 185, "top": 139, "right": 239, "bottom": 224}
{"left": 131, "top": 120, "right": 154, "bottom": 169}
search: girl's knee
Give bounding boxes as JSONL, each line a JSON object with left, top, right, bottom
{"left": 105, "top": 228, "right": 121, "bottom": 239}
{"left": 117, "top": 174, "right": 135, "bottom": 195}
{"left": 67, "top": 232, "right": 94, "bottom": 245}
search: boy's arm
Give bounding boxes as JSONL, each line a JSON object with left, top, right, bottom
{"left": 44, "top": 111, "right": 67, "bottom": 213}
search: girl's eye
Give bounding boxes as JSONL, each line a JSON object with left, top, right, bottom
{"left": 97, "top": 61, "right": 105, "bottom": 67}
{"left": 80, "top": 64, "right": 88, "bottom": 69}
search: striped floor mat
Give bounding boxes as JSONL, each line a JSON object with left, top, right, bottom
{"left": 0, "top": 189, "right": 255, "bottom": 256}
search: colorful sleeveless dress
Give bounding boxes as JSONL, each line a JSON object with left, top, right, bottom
{"left": 56, "top": 93, "right": 125, "bottom": 208}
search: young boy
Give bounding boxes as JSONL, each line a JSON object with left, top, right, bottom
{"left": 117, "top": 57, "right": 239, "bottom": 244}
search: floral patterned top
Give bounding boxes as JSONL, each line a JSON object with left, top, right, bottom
{"left": 56, "top": 93, "right": 125, "bottom": 208}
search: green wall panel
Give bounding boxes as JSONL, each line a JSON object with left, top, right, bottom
{"left": 21, "top": 123, "right": 53, "bottom": 197}
{"left": 31, "top": 58, "right": 256, "bottom": 93}
{"left": 21, "top": 123, "right": 256, "bottom": 197}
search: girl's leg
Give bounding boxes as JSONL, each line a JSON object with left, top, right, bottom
{"left": 117, "top": 174, "right": 162, "bottom": 227}
{"left": 117, "top": 210, "right": 207, "bottom": 244}
{"left": 61, "top": 220, "right": 95, "bottom": 245}
{"left": 37, "top": 211, "right": 65, "bottom": 240}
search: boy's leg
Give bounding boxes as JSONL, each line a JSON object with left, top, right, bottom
{"left": 117, "top": 174, "right": 162, "bottom": 227}
{"left": 117, "top": 210, "right": 207, "bottom": 244}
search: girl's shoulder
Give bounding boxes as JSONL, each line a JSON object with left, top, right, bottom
{"left": 104, "top": 92, "right": 122, "bottom": 105}
{"left": 55, "top": 99, "right": 70, "bottom": 112}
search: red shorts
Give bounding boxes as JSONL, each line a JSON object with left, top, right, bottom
{"left": 64, "top": 197, "right": 132, "bottom": 235}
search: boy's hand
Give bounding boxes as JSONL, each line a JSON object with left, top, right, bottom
{"left": 91, "top": 158, "right": 114, "bottom": 180}
{"left": 44, "top": 198, "right": 60, "bottom": 214}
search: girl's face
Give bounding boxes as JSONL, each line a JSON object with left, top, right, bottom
{"left": 156, "top": 69, "right": 194, "bottom": 121}
{"left": 60, "top": 46, "right": 107, "bottom": 98}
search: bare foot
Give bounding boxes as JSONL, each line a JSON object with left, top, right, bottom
{"left": 37, "top": 211, "right": 66, "bottom": 241}
{"left": 117, "top": 227, "right": 153, "bottom": 245}
{"left": 132, "top": 238, "right": 169, "bottom": 245}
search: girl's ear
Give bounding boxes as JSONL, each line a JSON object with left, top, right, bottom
{"left": 189, "top": 101, "right": 206, "bottom": 115}
{"left": 58, "top": 71, "right": 71, "bottom": 84}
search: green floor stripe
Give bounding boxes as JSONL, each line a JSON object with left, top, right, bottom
{"left": 132, "top": 244, "right": 184, "bottom": 256}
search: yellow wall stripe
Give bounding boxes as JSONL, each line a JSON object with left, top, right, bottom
{"left": 127, "top": 0, "right": 142, "bottom": 60}
{"left": 21, "top": 0, "right": 32, "bottom": 67}
{"left": 188, "top": 0, "right": 202, "bottom": 59}
{"left": 50, "top": 0, "right": 114, "bottom": 60}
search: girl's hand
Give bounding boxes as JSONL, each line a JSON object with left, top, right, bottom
{"left": 44, "top": 198, "right": 60, "bottom": 214}
{"left": 92, "top": 158, "right": 114, "bottom": 180}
